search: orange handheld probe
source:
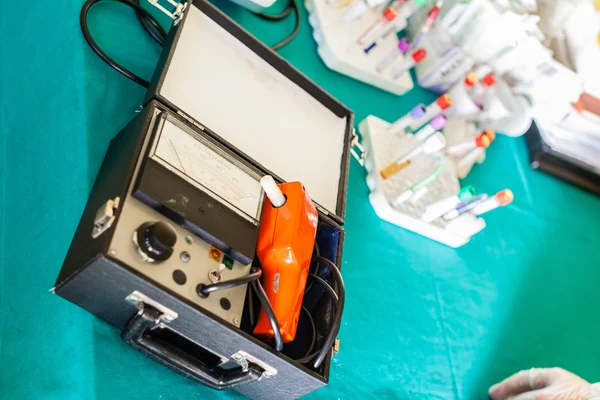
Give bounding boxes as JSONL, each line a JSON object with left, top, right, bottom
{"left": 253, "top": 176, "right": 318, "bottom": 343}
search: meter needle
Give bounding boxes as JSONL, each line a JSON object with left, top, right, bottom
{"left": 168, "top": 139, "right": 187, "bottom": 174}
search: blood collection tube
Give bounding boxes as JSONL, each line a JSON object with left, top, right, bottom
{"left": 464, "top": 72, "right": 479, "bottom": 88}
{"left": 468, "top": 73, "right": 496, "bottom": 102}
{"left": 365, "top": 0, "right": 388, "bottom": 6}
{"left": 414, "top": 114, "right": 447, "bottom": 141}
{"left": 380, "top": 132, "right": 446, "bottom": 179}
{"left": 390, "top": 48, "right": 427, "bottom": 79}
{"left": 484, "top": 129, "right": 496, "bottom": 141}
{"left": 481, "top": 73, "right": 496, "bottom": 87}
{"left": 412, "top": 93, "right": 452, "bottom": 126}
{"left": 343, "top": 0, "right": 368, "bottom": 22}
{"left": 472, "top": 189, "right": 514, "bottom": 216}
{"left": 391, "top": 164, "right": 442, "bottom": 206}
{"left": 409, "top": 186, "right": 430, "bottom": 204}
{"left": 445, "top": 130, "right": 493, "bottom": 155}
{"left": 473, "top": 63, "right": 492, "bottom": 78}
{"left": 410, "top": 94, "right": 451, "bottom": 131}
{"left": 421, "top": 185, "right": 476, "bottom": 222}
{"left": 357, "top": 0, "right": 427, "bottom": 46}
{"left": 388, "top": 104, "right": 427, "bottom": 136}
{"left": 427, "top": 94, "right": 452, "bottom": 116}
{"left": 357, "top": 6, "right": 399, "bottom": 46}
{"left": 399, "top": 0, "right": 429, "bottom": 18}
{"left": 409, "top": 1, "right": 442, "bottom": 50}
{"left": 375, "top": 38, "right": 411, "bottom": 72}
{"left": 442, "top": 194, "right": 488, "bottom": 220}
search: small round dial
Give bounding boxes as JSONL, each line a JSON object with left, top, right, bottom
{"left": 135, "top": 221, "right": 177, "bottom": 262}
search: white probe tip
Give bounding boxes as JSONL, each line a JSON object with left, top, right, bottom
{"left": 260, "top": 176, "right": 286, "bottom": 208}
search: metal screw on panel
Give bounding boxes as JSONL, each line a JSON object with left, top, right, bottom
{"left": 232, "top": 354, "right": 242, "bottom": 361}
{"left": 185, "top": 236, "right": 193, "bottom": 245}
{"left": 180, "top": 251, "right": 191, "bottom": 263}
{"left": 233, "top": 318, "right": 239, "bottom": 325}
{"left": 109, "top": 249, "right": 117, "bottom": 256}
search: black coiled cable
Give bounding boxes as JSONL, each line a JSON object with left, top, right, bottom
{"left": 80, "top": 0, "right": 301, "bottom": 87}
{"left": 80, "top": 0, "right": 164, "bottom": 87}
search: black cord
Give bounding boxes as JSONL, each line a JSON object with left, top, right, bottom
{"left": 80, "top": 0, "right": 164, "bottom": 87}
{"left": 133, "top": 0, "right": 167, "bottom": 45}
{"left": 310, "top": 256, "right": 345, "bottom": 369}
{"left": 246, "top": 279, "right": 256, "bottom": 328}
{"left": 293, "top": 273, "right": 338, "bottom": 364}
{"left": 81, "top": 0, "right": 300, "bottom": 88}
{"left": 293, "top": 282, "right": 338, "bottom": 365}
{"left": 255, "top": 0, "right": 293, "bottom": 21}
{"left": 269, "top": 0, "right": 301, "bottom": 51}
{"left": 196, "top": 269, "right": 262, "bottom": 298}
{"left": 304, "top": 242, "right": 321, "bottom": 294}
{"left": 252, "top": 279, "right": 284, "bottom": 351}
{"left": 298, "top": 306, "right": 316, "bottom": 358}
{"left": 308, "top": 273, "right": 338, "bottom": 303}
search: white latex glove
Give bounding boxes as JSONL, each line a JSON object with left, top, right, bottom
{"left": 489, "top": 368, "right": 600, "bottom": 400}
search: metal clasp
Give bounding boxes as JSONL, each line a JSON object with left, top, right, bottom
{"left": 92, "top": 197, "right": 120, "bottom": 239}
{"left": 126, "top": 291, "right": 178, "bottom": 323}
{"left": 148, "top": 0, "right": 187, "bottom": 22}
{"left": 333, "top": 338, "right": 340, "bottom": 354}
{"left": 231, "top": 351, "right": 277, "bottom": 378}
{"left": 351, "top": 130, "right": 366, "bottom": 167}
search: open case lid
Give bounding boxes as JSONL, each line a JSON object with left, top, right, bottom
{"left": 145, "top": 0, "right": 354, "bottom": 224}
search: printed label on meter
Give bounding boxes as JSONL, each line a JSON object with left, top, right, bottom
{"left": 153, "top": 119, "right": 263, "bottom": 221}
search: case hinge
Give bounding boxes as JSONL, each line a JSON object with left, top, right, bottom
{"left": 148, "top": 0, "right": 187, "bottom": 23}
{"left": 351, "top": 129, "right": 366, "bottom": 167}
{"left": 177, "top": 110, "right": 205, "bottom": 131}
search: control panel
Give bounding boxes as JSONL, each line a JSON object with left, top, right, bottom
{"left": 104, "top": 109, "right": 256, "bottom": 327}
{"left": 110, "top": 195, "right": 250, "bottom": 327}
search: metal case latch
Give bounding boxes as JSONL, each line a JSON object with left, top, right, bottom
{"left": 231, "top": 351, "right": 277, "bottom": 378}
{"left": 148, "top": 0, "right": 187, "bottom": 22}
{"left": 125, "top": 291, "right": 178, "bottom": 323}
{"left": 92, "top": 197, "right": 120, "bottom": 239}
{"left": 351, "top": 129, "right": 366, "bottom": 167}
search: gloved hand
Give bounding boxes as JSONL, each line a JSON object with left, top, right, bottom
{"left": 489, "top": 368, "right": 600, "bottom": 400}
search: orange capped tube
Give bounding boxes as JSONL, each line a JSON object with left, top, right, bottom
{"left": 446, "top": 131, "right": 492, "bottom": 155}
{"left": 390, "top": 48, "right": 427, "bottom": 79}
{"left": 464, "top": 72, "right": 479, "bottom": 87}
{"left": 472, "top": 189, "right": 514, "bottom": 215}
{"left": 254, "top": 178, "right": 318, "bottom": 343}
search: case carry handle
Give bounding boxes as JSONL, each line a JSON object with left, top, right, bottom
{"left": 121, "top": 305, "right": 264, "bottom": 390}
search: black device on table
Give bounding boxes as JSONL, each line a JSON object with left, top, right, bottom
{"left": 54, "top": 1, "right": 354, "bottom": 398}
{"left": 525, "top": 120, "right": 600, "bottom": 196}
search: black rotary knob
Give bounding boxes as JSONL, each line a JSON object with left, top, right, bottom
{"left": 136, "top": 221, "right": 177, "bottom": 262}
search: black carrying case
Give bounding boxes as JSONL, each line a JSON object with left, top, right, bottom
{"left": 525, "top": 120, "right": 600, "bottom": 196}
{"left": 54, "top": 1, "right": 354, "bottom": 398}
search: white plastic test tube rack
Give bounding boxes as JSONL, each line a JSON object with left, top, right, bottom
{"left": 358, "top": 115, "right": 486, "bottom": 247}
{"left": 305, "top": 0, "right": 414, "bottom": 95}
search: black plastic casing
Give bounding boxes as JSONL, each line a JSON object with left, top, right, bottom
{"left": 55, "top": 1, "right": 353, "bottom": 398}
